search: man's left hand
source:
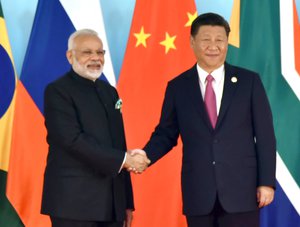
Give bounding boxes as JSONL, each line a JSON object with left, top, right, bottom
{"left": 257, "top": 186, "right": 275, "bottom": 208}
{"left": 124, "top": 209, "right": 133, "bottom": 227}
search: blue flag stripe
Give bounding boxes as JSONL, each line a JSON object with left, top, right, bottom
{"left": 20, "top": 0, "right": 74, "bottom": 113}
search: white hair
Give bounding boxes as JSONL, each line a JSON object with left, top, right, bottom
{"left": 68, "top": 29, "right": 99, "bottom": 50}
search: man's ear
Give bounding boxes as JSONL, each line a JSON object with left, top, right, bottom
{"left": 66, "top": 50, "right": 73, "bottom": 64}
{"left": 190, "top": 36, "right": 194, "bottom": 48}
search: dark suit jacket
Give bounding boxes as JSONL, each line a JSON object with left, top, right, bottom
{"left": 144, "top": 63, "right": 276, "bottom": 216}
{"left": 41, "top": 69, "right": 134, "bottom": 221}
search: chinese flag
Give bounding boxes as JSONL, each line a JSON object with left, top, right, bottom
{"left": 118, "top": 0, "right": 197, "bottom": 226}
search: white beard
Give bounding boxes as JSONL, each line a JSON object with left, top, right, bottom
{"left": 72, "top": 57, "right": 103, "bottom": 81}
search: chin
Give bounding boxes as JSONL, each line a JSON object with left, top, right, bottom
{"left": 87, "top": 71, "right": 102, "bottom": 79}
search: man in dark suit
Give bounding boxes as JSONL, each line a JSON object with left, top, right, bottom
{"left": 142, "top": 13, "right": 276, "bottom": 227}
{"left": 41, "top": 29, "right": 149, "bottom": 227}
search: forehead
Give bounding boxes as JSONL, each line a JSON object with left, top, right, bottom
{"left": 73, "top": 35, "right": 103, "bottom": 49}
{"left": 197, "top": 25, "right": 227, "bottom": 36}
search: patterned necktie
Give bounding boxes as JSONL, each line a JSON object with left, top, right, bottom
{"left": 204, "top": 74, "right": 217, "bottom": 128}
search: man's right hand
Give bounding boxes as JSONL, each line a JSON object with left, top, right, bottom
{"left": 123, "top": 149, "right": 150, "bottom": 174}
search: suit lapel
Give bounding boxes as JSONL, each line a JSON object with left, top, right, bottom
{"left": 186, "top": 65, "right": 213, "bottom": 131}
{"left": 216, "top": 63, "right": 238, "bottom": 129}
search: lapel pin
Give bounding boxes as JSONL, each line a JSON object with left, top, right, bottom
{"left": 231, "top": 76, "right": 238, "bottom": 83}
{"left": 115, "top": 98, "right": 123, "bottom": 113}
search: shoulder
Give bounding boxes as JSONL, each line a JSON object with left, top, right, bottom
{"left": 44, "top": 71, "right": 76, "bottom": 102}
{"left": 97, "top": 78, "right": 117, "bottom": 91}
{"left": 225, "top": 63, "right": 266, "bottom": 93}
{"left": 168, "top": 64, "right": 197, "bottom": 86}
{"left": 226, "top": 62, "right": 259, "bottom": 78}
{"left": 96, "top": 79, "right": 119, "bottom": 99}
{"left": 46, "top": 71, "right": 73, "bottom": 90}
{"left": 225, "top": 63, "right": 263, "bottom": 88}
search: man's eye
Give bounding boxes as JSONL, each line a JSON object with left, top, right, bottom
{"left": 82, "top": 51, "right": 92, "bottom": 55}
{"left": 97, "top": 50, "right": 106, "bottom": 55}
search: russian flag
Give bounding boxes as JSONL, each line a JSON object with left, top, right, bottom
{"left": 6, "top": 0, "right": 115, "bottom": 226}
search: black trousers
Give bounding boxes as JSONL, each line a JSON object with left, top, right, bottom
{"left": 186, "top": 198, "right": 259, "bottom": 227}
{"left": 50, "top": 216, "right": 123, "bottom": 227}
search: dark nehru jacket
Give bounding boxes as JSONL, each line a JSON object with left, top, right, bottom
{"left": 41, "top": 69, "right": 134, "bottom": 221}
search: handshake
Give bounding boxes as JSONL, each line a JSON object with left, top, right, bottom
{"left": 123, "top": 149, "right": 151, "bottom": 174}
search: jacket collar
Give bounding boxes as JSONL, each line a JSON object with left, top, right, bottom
{"left": 186, "top": 62, "right": 238, "bottom": 131}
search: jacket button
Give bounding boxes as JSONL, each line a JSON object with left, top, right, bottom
{"left": 212, "top": 161, "right": 216, "bottom": 165}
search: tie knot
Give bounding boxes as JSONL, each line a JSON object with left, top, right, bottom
{"left": 206, "top": 74, "right": 214, "bottom": 82}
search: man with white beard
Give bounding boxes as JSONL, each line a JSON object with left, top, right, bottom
{"left": 67, "top": 29, "right": 105, "bottom": 81}
{"left": 41, "top": 29, "right": 150, "bottom": 227}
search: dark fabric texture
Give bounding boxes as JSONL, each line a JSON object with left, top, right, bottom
{"left": 144, "top": 63, "right": 276, "bottom": 216}
{"left": 41, "top": 70, "right": 134, "bottom": 221}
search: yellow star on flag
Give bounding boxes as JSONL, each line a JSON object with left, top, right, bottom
{"left": 160, "top": 32, "right": 176, "bottom": 54}
{"left": 134, "top": 26, "right": 151, "bottom": 47}
{"left": 185, "top": 11, "right": 197, "bottom": 27}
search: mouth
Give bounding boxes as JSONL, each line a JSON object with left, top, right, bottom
{"left": 87, "top": 64, "right": 102, "bottom": 71}
{"left": 206, "top": 53, "right": 219, "bottom": 58}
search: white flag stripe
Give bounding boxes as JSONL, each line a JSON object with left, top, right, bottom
{"left": 59, "top": 0, "right": 116, "bottom": 86}
{"left": 279, "top": 0, "right": 300, "bottom": 101}
{"left": 276, "top": 152, "right": 300, "bottom": 215}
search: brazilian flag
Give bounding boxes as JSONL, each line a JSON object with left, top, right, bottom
{"left": 0, "top": 3, "right": 23, "bottom": 227}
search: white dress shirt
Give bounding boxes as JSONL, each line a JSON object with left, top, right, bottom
{"left": 196, "top": 64, "right": 225, "bottom": 115}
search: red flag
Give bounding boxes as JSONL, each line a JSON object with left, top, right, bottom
{"left": 7, "top": 82, "right": 49, "bottom": 226}
{"left": 118, "top": 1, "right": 197, "bottom": 226}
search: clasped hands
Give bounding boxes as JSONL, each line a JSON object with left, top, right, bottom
{"left": 123, "top": 149, "right": 150, "bottom": 174}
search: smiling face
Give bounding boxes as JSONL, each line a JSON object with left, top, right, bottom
{"left": 190, "top": 25, "right": 228, "bottom": 73}
{"left": 66, "top": 34, "right": 105, "bottom": 81}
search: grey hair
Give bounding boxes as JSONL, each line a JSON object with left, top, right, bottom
{"left": 68, "top": 29, "right": 99, "bottom": 50}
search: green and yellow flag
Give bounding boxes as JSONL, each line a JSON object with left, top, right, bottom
{"left": 226, "top": 0, "right": 300, "bottom": 225}
{"left": 0, "top": 3, "right": 23, "bottom": 227}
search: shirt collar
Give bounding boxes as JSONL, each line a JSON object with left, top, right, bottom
{"left": 196, "top": 64, "right": 225, "bottom": 85}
